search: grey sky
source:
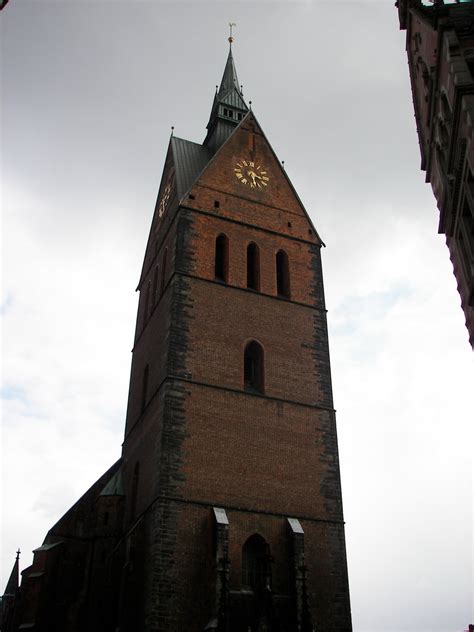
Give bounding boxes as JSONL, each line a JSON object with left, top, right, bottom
{"left": 1, "top": 2, "right": 473, "bottom": 632}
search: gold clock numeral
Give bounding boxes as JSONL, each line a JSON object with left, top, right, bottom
{"left": 234, "top": 158, "right": 270, "bottom": 190}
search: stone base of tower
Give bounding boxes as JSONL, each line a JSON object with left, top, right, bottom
{"left": 117, "top": 498, "right": 352, "bottom": 632}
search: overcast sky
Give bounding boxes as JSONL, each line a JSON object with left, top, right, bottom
{"left": 1, "top": 2, "right": 473, "bottom": 631}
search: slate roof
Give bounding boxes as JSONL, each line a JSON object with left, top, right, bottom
{"left": 204, "top": 45, "right": 248, "bottom": 149}
{"left": 3, "top": 554, "right": 19, "bottom": 595}
{"left": 218, "top": 46, "right": 241, "bottom": 96}
{"left": 214, "top": 47, "right": 247, "bottom": 110}
{"left": 33, "top": 542, "right": 63, "bottom": 553}
{"left": 100, "top": 467, "right": 124, "bottom": 496}
{"left": 170, "top": 136, "right": 212, "bottom": 201}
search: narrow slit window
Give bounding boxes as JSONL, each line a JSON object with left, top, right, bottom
{"left": 141, "top": 364, "right": 149, "bottom": 413}
{"left": 143, "top": 282, "right": 151, "bottom": 326}
{"left": 160, "top": 248, "right": 168, "bottom": 296}
{"left": 244, "top": 341, "right": 264, "bottom": 394}
{"left": 215, "top": 234, "right": 229, "bottom": 283}
{"left": 276, "top": 250, "right": 290, "bottom": 299}
{"left": 246, "top": 243, "right": 260, "bottom": 291}
{"left": 153, "top": 265, "right": 160, "bottom": 304}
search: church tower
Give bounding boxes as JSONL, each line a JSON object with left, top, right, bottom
{"left": 4, "top": 37, "right": 352, "bottom": 632}
{"left": 117, "top": 38, "right": 352, "bottom": 631}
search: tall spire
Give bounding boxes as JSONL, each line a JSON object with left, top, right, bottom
{"left": 203, "top": 25, "right": 248, "bottom": 153}
{"left": 3, "top": 549, "right": 20, "bottom": 596}
{"left": 217, "top": 45, "right": 240, "bottom": 99}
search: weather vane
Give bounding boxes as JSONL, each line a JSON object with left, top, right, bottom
{"left": 228, "top": 22, "right": 236, "bottom": 44}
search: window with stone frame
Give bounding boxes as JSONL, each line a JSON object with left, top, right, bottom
{"left": 241, "top": 534, "right": 270, "bottom": 591}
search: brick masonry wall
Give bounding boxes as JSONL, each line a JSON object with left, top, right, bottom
{"left": 119, "top": 111, "right": 351, "bottom": 630}
{"left": 142, "top": 501, "right": 351, "bottom": 631}
{"left": 176, "top": 383, "right": 342, "bottom": 520}
{"left": 188, "top": 115, "right": 320, "bottom": 244}
{"left": 184, "top": 211, "right": 323, "bottom": 307}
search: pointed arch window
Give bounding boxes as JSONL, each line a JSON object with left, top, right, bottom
{"left": 276, "top": 250, "right": 290, "bottom": 298}
{"left": 242, "top": 534, "right": 270, "bottom": 591}
{"left": 247, "top": 242, "right": 260, "bottom": 291}
{"left": 215, "top": 234, "right": 229, "bottom": 282}
{"left": 244, "top": 341, "right": 264, "bottom": 394}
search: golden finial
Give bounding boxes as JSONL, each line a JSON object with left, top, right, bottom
{"left": 228, "top": 22, "right": 236, "bottom": 44}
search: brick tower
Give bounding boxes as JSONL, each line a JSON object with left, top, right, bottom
{"left": 4, "top": 40, "right": 352, "bottom": 632}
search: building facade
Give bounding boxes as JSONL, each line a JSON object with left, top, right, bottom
{"left": 2, "top": 44, "right": 352, "bottom": 632}
{"left": 397, "top": 0, "right": 474, "bottom": 347}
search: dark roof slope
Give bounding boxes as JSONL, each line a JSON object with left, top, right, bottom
{"left": 171, "top": 136, "right": 212, "bottom": 200}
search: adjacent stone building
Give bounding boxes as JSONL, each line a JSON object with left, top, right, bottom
{"left": 396, "top": 0, "right": 474, "bottom": 347}
{"left": 2, "top": 42, "right": 352, "bottom": 631}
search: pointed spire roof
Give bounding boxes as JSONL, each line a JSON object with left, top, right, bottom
{"left": 217, "top": 46, "right": 241, "bottom": 99}
{"left": 3, "top": 550, "right": 20, "bottom": 596}
{"left": 204, "top": 38, "right": 248, "bottom": 152}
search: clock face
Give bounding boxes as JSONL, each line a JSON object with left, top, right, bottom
{"left": 158, "top": 173, "right": 174, "bottom": 218}
{"left": 234, "top": 160, "right": 270, "bottom": 189}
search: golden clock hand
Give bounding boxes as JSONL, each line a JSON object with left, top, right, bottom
{"left": 248, "top": 170, "right": 264, "bottom": 186}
